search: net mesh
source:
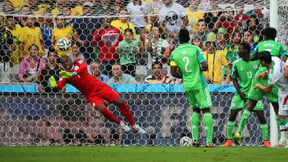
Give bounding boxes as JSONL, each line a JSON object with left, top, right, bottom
{"left": 0, "top": 0, "right": 286, "bottom": 146}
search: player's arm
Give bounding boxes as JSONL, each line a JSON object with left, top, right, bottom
{"left": 280, "top": 45, "right": 288, "bottom": 62}
{"left": 254, "top": 83, "right": 273, "bottom": 93}
{"left": 250, "top": 46, "right": 259, "bottom": 61}
{"left": 284, "top": 61, "right": 288, "bottom": 78}
{"left": 49, "top": 76, "right": 67, "bottom": 90}
{"left": 230, "top": 63, "right": 246, "bottom": 100}
{"left": 60, "top": 59, "right": 87, "bottom": 78}
{"left": 170, "top": 64, "right": 182, "bottom": 79}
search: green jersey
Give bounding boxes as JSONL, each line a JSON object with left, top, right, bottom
{"left": 251, "top": 40, "right": 288, "bottom": 59}
{"left": 170, "top": 43, "right": 207, "bottom": 91}
{"left": 118, "top": 40, "right": 138, "bottom": 65}
{"left": 230, "top": 59, "right": 260, "bottom": 94}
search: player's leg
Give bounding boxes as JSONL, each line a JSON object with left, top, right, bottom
{"left": 195, "top": 88, "right": 213, "bottom": 147}
{"left": 255, "top": 109, "right": 270, "bottom": 147}
{"left": 224, "top": 95, "right": 244, "bottom": 146}
{"left": 185, "top": 90, "right": 200, "bottom": 146}
{"left": 276, "top": 90, "right": 288, "bottom": 147}
{"left": 234, "top": 99, "right": 258, "bottom": 145}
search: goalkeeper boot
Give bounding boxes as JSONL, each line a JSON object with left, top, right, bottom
{"left": 263, "top": 140, "right": 271, "bottom": 147}
{"left": 120, "top": 121, "right": 131, "bottom": 132}
{"left": 223, "top": 139, "right": 232, "bottom": 147}
{"left": 192, "top": 140, "right": 201, "bottom": 147}
{"left": 234, "top": 132, "right": 241, "bottom": 145}
{"left": 132, "top": 124, "right": 147, "bottom": 134}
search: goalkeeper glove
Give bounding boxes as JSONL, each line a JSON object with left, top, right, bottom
{"left": 49, "top": 76, "right": 57, "bottom": 88}
{"left": 59, "top": 70, "right": 77, "bottom": 79}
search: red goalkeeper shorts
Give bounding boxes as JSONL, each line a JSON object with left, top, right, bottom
{"left": 87, "top": 85, "right": 119, "bottom": 108}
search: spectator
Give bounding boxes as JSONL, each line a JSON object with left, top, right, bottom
{"left": 127, "top": 0, "right": 148, "bottom": 34}
{"left": 37, "top": 47, "right": 65, "bottom": 93}
{"left": 0, "top": 15, "right": 14, "bottom": 83}
{"left": 68, "top": 41, "right": 85, "bottom": 62}
{"left": 193, "top": 19, "right": 210, "bottom": 42}
{"left": 52, "top": 15, "right": 78, "bottom": 57}
{"left": 2, "top": 0, "right": 15, "bottom": 13}
{"left": 73, "top": 1, "right": 101, "bottom": 64}
{"left": 107, "top": 64, "right": 138, "bottom": 84}
{"left": 94, "top": 0, "right": 115, "bottom": 15}
{"left": 18, "top": 44, "right": 46, "bottom": 82}
{"left": 224, "top": 31, "right": 242, "bottom": 68}
{"left": 89, "top": 62, "right": 110, "bottom": 83}
{"left": 242, "top": 30, "right": 257, "bottom": 53}
{"left": 146, "top": 0, "right": 164, "bottom": 14}
{"left": 6, "top": 16, "right": 22, "bottom": 65}
{"left": 92, "top": 16, "right": 123, "bottom": 76}
{"left": 9, "top": 0, "right": 29, "bottom": 11}
{"left": 245, "top": 15, "right": 262, "bottom": 43}
{"left": 117, "top": 28, "right": 138, "bottom": 76}
{"left": 112, "top": 0, "right": 128, "bottom": 14}
{"left": 19, "top": 17, "right": 44, "bottom": 58}
{"left": 184, "top": 0, "right": 204, "bottom": 34}
{"left": 69, "top": 0, "right": 84, "bottom": 16}
{"left": 216, "top": 28, "right": 228, "bottom": 50}
{"left": 51, "top": 0, "right": 68, "bottom": 16}
{"left": 147, "top": 25, "right": 171, "bottom": 69}
{"left": 62, "top": 5, "right": 75, "bottom": 26}
{"left": 234, "top": 9, "right": 249, "bottom": 30}
{"left": 202, "top": 32, "right": 230, "bottom": 84}
{"left": 145, "top": 11, "right": 159, "bottom": 31}
{"left": 40, "top": 12, "right": 54, "bottom": 54}
{"left": 29, "top": 0, "right": 47, "bottom": 15}
{"left": 191, "top": 35, "right": 205, "bottom": 51}
{"left": 144, "top": 61, "right": 170, "bottom": 84}
{"left": 137, "top": 28, "right": 151, "bottom": 65}
{"left": 111, "top": 9, "right": 137, "bottom": 40}
{"left": 213, "top": 12, "right": 240, "bottom": 37}
{"left": 159, "top": 0, "right": 187, "bottom": 39}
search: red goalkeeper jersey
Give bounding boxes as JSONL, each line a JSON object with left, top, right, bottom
{"left": 57, "top": 59, "right": 109, "bottom": 98}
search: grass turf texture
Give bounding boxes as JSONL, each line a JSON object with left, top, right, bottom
{"left": 0, "top": 146, "right": 287, "bottom": 162}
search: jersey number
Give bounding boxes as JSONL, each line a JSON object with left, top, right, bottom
{"left": 247, "top": 71, "right": 253, "bottom": 79}
{"left": 183, "top": 57, "right": 192, "bottom": 72}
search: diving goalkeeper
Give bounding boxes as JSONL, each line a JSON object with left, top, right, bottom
{"left": 49, "top": 55, "right": 146, "bottom": 134}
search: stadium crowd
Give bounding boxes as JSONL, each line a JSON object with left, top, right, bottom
{"left": 0, "top": 0, "right": 271, "bottom": 86}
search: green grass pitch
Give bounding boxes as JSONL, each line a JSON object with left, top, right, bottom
{"left": 0, "top": 146, "right": 287, "bottom": 162}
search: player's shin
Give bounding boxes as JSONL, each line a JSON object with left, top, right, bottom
{"left": 118, "top": 101, "right": 135, "bottom": 126}
{"left": 227, "top": 121, "right": 235, "bottom": 140}
{"left": 100, "top": 107, "right": 121, "bottom": 124}
{"left": 237, "top": 109, "right": 251, "bottom": 135}
{"left": 191, "top": 112, "right": 200, "bottom": 142}
{"left": 278, "top": 117, "right": 288, "bottom": 146}
{"left": 260, "top": 124, "right": 269, "bottom": 141}
{"left": 203, "top": 113, "right": 213, "bottom": 144}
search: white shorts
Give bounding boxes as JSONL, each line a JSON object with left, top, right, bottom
{"left": 278, "top": 90, "right": 288, "bottom": 116}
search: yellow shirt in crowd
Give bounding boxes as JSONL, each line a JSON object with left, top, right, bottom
{"left": 10, "top": 0, "right": 28, "bottom": 11}
{"left": 111, "top": 19, "right": 137, "bottom": 40}
{"left": 19, "top": 26, "right": 44, "bottom": 57}
{"left": 52, "top": 25, "right": 73, "bottom": 57}
{"left": 184, "top": 8, "right": 204, "bottom": 34}
{"left": 203, "top": 50, "right": 229, "bottom": 84}
{"left": 6, "top": 24, "right": 22, "bottom": 64}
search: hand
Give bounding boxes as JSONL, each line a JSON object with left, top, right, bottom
{"left": 49, "top": 76, "right": 57, "bottom": 88}
{"left": 206, "top": 77, "right": 212, "bottom": 84}
{"left": 239, "top": 92, "right": 246, "bottom": 101}
{"left": 254, "top": 83, "right": 262, "bottom": 90}
{"left": 255, "top": 71, "right": 267, "bottom": 80}
{"left": 59, "top": 70, "right": 76, "bottom": 79}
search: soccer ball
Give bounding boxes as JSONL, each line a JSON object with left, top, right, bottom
{"left": 180, "top": 136, "right": 192, "bottom": 146}
{"left": 57, "top": 37, "right": 71, "bottom": 51}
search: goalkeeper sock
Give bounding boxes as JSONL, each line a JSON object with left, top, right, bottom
{"left": 227, "top": 121, "right": 235, "bottom": 140}
{"left": 100, "top": 107, "right": 121, "bottom": 124}
{"left": 203, "top": 113, "right": 213, "bottom": 144}
{"left": 118, "top": 101, "right": 135, "bottom": 126}
{"left": 191, "top": 112, "right": 200, "bottom": 141}
{"left": 237, "top": 109, "right": 251, "bottom": 135}
{"left": 260, "top": 124, "right": 269, "bottom": 141}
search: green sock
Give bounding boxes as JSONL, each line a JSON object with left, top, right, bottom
{"left": 237, "top": 109, "right": 251, "bottom": 135}
{"left": 260, "top": 124, "right": 269, "bottom": 141}
{"left": 227, "top": 121, "right": 235, "bottom": 140}
{"left": 191, "top": 112, "right": 200, "bottom": 141}
{"left": 203, "top": 113, "right": 213, "bottom": 144}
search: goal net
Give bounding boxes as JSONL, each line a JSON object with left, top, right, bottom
{"left": 0, "top": 0, "right": 286, "bottom": 146}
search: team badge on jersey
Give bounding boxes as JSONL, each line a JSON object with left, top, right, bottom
{"left": 253, "top": 64, "right": 258, "bottom": 70}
